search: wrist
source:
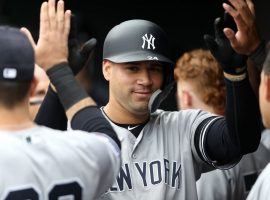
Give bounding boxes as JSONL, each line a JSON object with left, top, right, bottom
{"left": 249, "top": 40, "right": 266, "bottom": 71}
{"left": 223, "top": 72, "right": 247, "bottom": 82}
{"left": 46, "top": 62, "right": 89, "bottom": 111}
{"left": 42, "top": 59, "right": 68, "bottom": 71}
{"left": 248, "top": 39, "right": 262, "bottom": 56}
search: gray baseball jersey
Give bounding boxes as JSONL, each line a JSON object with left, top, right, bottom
{"left": 246, "top": 129, "right": 270, "bottom": 200}
{"left": 196, "top": 129, "right": 270, "bottom": 200}
{"left": 0, "top": 125, "right": 120, "bottom": 200}
{"left": 98, "top": 109, "right": 234, "bottom": 200}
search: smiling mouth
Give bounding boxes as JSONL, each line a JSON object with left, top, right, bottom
{"left": 134, "top": 91, "right": 151, "bottom": 94}
{"left": 133, "top": 91, "right": 152, "bottom": 99}
{"left": 133, "top": 91, "right": 152, "bottom": 95}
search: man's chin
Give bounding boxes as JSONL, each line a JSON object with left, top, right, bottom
{"left": 262, "top": 117, "right": 270, "bottom": 129}
{"left": 132, "top": 104, "right": 149, "bottom": 114}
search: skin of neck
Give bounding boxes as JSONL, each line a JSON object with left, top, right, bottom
{"left": 0, "top": 99, "right": 34, "bottom": 130}
{"left": 178, "top": 81, "right": 223, "bottom": 115}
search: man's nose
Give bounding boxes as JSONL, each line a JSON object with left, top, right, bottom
{"left": 137, "top": 69, "right": 152, "bottom": 86}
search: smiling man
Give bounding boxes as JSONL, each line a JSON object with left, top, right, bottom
{"left": 34, "top": 15, "right": 264, "bottom": 199}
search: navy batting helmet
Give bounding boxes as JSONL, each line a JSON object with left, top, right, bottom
{"left": 103, "top": 19, "right": 174, "bottom": 88}
{"left": 103, "top": 19, "right": 173, "bottom": 65}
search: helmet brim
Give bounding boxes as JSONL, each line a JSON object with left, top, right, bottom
{"left": 103, "top": 50, "right": 174, "bottom": 66}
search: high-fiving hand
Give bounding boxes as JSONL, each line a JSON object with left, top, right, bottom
{"left": 222, "top": 0, "right": 261, "bottom": 55}
{"left": 21, "top": 0, "right": 71, "bottom": 71}
{"left": 204, "top": 13, "right": 247, "bottom": 76}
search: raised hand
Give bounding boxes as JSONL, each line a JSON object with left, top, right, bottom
{"left": 204, "top": 15, "right": 247, "bottom": 76}
{"left": 222, "top": 0, "right": 261, "bottom": 55}
{"left": 21, "top": 0, "right": 71, "bottom": 71}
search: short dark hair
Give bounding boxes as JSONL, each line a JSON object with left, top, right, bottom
{"left": 0, "top": 80, "right": 31, "bottom": 108}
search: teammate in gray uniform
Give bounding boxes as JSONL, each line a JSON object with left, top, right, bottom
{"left": 247, "top": 51, "right": 270, "bottom": 200}
{"left": 0, "top": 1, "right": 121, "bottom": 199}
{"left": 198, "top": 0, "right": 270, "bottom": 199}
{"left": 197, "top": 130, "right": 270, "bottom": 200}
{"left": 34, "top": 1, "right": 262, "bottom": 200}
{"left": 175, "top": 47, "right": 269, "bottom": 200}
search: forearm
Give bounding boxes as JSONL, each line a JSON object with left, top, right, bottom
{"left": 46, "top": 62, "right": 96, "bottom": 120}
{"left": 223, "top": 76, "right": 261, "bottom": 153}
{"left": 34, "top": 86, "right": 67, "bottom": 130}
{"left": 205, "top": 77, "right": 261, "bottom": 164}
{"left": 44, "top": 62, "right": 121, "bottom": 147}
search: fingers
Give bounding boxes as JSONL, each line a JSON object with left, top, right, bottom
{"left": 214, "top": 17, "right": 225, "bottom": 39}
{"left": 40, "top": 0, "right": 70, "bottom": 38}
{"left": 20, "top": 27, "right": 37, "bottom": 48}
{"left": 40, "top": 2, "right": 49, "bottom": 37}
{"left": 64, "top": 10, "right": 71, "bottom": 41}
{"left": 223, "top": 3, "right": 247, "bottom": 32}
{"left": 226, "top": 0, "right": 254, "bottom": 25}
{"left": 48, "top": 0, "right": 57, "bottom": 30}
{"left": 57, "top": 0, "right": 65, "bottom": 32}
{"left": 246, "top": 0, "right": 255, "bottom": 15}
{"left": 223, "top": 28, "right": 238, "bottom": 48}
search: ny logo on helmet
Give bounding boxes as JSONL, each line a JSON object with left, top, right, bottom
{"left": 142, "top": 34, "right": 156, "bottom": 50}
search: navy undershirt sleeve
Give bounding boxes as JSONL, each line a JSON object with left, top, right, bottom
{"left": 194, "top": 77, "right": 261, "bottom": 166}
{"left": 35, "top": 86, "right": 67, "bottom": 130}
{"left": 71, "top": 106, "right": 121, "bottom": 149}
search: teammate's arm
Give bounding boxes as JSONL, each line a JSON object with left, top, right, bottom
{"left": 194, "top": 76, "right": 261, "bottom": 166}
{"left": 222, "top": 0, "right": 266, "bottom": 72}
{"left": 23, "top": 0, "right": 89, "bottom": 121}
{"left": 23, "top": 0, "right": 121, "bottom": 148}
{"left": 35, "top": 85, "right": 67, "bottom": 130}
{"left": 34, "top": 13, "right": 96, "bottom": 130}
{"left": 197, "top": 1, "right": 262, "bottom": 167}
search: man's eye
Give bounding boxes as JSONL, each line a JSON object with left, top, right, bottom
{"left": 150, "top": 66, "right": 163, "bottom": 73}
{"left": 127, "top": 66, "right": 139, "bottom": 72}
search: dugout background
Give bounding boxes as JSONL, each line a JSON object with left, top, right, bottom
{"left": 0, "top": 0, "right": 269, "bottom": 106}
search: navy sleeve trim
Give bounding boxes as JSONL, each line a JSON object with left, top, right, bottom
{"left": 71, "top": 106, "right": 121, "bottom": 149}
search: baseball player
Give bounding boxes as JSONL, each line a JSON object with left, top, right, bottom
{"left": 246, "top": 51, "right": 270, "bottom": 200}
{"left": 34, "top": 1, "right": 262, "bottom": 200}
{"left": 174, "top": 48, "right": 270, "bottom": 200}
{"left": 174, "top": 49, "right": 226, "bottom": 116}
{"left": 201, "top": 0, "right": 270, "bottom": 198}
{"left": 173, "top": 0, "right": 270, "bottom": 198}
{"left": 0, "top": 2, "right": 121, "bottom": 199}
{"left": 197, "top": 129, "right": 270, "bottom": 200}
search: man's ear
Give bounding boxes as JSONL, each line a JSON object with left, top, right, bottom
{"left": 182, "top": 90, "right": 193, "bottom": 108}
{"left": 29, "top": 76, "right": 38, "bottom": 97}
{"left": 102, "top": 60, "right": 112, "bottom": 81}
